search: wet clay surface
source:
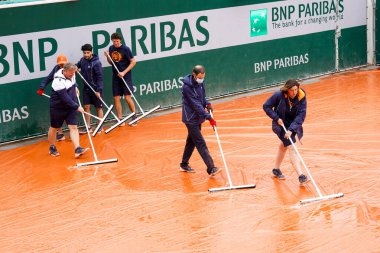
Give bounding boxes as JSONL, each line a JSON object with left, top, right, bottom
{"left": 0, "top": 70, "right": 379, "bottom": 252}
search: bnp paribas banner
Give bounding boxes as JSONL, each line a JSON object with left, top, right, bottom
{"left": 0, "top": 0, "right": 367, "bottom": 142}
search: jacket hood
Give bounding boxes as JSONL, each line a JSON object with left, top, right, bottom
{"left": 183, "top": 74, "right": 196, "bottom": 88}
{"left": 284, "top": 88, "right": 306, "bottom": 101}
{"left": 53, "top": 68, "right": 76, "bottom": 83}
{"left": 297, "top": 88, "right": 305, "bottom": 100}
{"left": 54, "top": 68, "right": 65, "bottom": 79}
{"left": 89, "top": 54, "right": 99, "bottom": 62}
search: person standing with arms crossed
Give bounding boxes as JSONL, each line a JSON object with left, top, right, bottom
{"left": 179, "top": 65, "right": 222, "bottom": 176}
{"left": 263, "top": 79, "right": 308, "bottom": 184}
{"left": 48, "top": 63, "right": 88, "bottom": 158}
{"left": 76, "top": 44, "right": 104, "bottom": 134}
{"left": 37, "top": 54, "right": 68, "bottom": 141}
{"left": 104, "top": 32, "right": 137, "bottom": 126}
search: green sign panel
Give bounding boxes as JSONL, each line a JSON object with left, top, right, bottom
{"left": 250, "top": 9, "right": 268, "bottom": 37}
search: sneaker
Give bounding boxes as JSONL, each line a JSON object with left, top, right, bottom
{"left": 179, "top": 165, "right": 195, "bottom": 173}
{"left": 49, "top": 145, "right": 60, "bottom": 157}
{"left": 56, "top": 133, "right": 65, "bottom": 141}
{"left": 129, "top": 115, "right": 138, "bottom": 127}
{"left": 298, "top": 174, "right": 308, "bottom": 184}
{"left": 272, "top": 168, "right": 285, "bottom": 179}
{"left": 208, "top": 167, "right": 222, "bottom": 176}
{"left": 79, "top": 127, "right": 92, "bottom": 135}
{"left": 74, "top": 146, "right": 89, "bottom": 158}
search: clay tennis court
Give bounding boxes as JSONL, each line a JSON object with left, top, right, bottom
{"left": 0, "top": 68, "right": 379, "bottom": 252}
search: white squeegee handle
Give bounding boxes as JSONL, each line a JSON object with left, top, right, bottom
{"left": 281, "top": 124, "right": 323, "bottom": 197}
{"left": 210, "top": 111, "right": 233, "bottom": 187}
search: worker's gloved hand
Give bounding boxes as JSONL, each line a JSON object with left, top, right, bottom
{"left": 209, "top": 118, "right": 216, "bottom": 127}
{"left": 206, "top": 103, "right": 213, "bottom": 113}
{"left": 37, "top": 89, "right": 44, "bottom": 96}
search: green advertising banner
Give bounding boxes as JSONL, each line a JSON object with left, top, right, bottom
{"left": 0, "top": 0, "right": 368, "bottom": 143}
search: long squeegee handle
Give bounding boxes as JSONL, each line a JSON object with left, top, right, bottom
{"left": 105, "top": 52, "right": 144, "bottom": 114}
{"left": 210, "top": 111, "right": 233, "bottom": 187}
{"left": 76, "top": 71, "right": 120, "bottom": 122}
{"left": 281, "top": 124, "right": 323, "bottom": 197}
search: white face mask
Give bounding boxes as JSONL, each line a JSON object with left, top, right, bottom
{"left": 195, "top": 78, "right": 204, "bottom": 84}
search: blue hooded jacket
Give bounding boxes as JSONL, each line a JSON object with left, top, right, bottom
{"left": 49, "top": 69, "right": 79, "bottom": 110}
{"left": 76, "top": 54, "right": 103, "bottom": 92}
{"left": 181, "top": 74, "right": 211, "bottom": 125}
{"left": 263, "top": 89, "right": 307, "bottom": 140}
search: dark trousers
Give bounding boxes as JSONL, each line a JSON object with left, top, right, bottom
{"left": 181, "top": 124, "right": 214, "bottom": 171}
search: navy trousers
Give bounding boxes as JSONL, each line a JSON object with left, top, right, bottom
{"left": 181, "top": 124, "right": 214, "bottom": 171}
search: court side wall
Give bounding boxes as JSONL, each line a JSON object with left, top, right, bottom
{"left": 0, "top": 0, "right": 367, "bottom": 143}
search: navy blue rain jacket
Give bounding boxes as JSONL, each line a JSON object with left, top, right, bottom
{"left": 50, "top": 69, "right": 79, "bottom": 110}
{"left": 76, "top": 55, "right": 103, "bottom": 92}
{"left": 263, "top": 89, "right": 307, "bottom": 140}
{"left": 181, "top": 74, "right": 211, "bottom": 125}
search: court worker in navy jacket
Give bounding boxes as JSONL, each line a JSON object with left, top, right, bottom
{"left": 76, "top": 43, "right": 104, "bottom": 133}
{"left": 47, "top": 63, "right": 88, "bottom": 158}
{"left": 263, "top": 79, "right": 308, "bottom": 184}
{"left": 179, "top": 65, "right": 222, "bottom": 176}
{"left": 37, "top": 54, "right": 68, "bottom": 141}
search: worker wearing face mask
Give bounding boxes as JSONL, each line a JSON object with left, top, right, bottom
{"left": 179, "top": 65, "right": 222, "bottom": 177}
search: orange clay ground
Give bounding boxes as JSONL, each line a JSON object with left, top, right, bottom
{"left": 0, "top": 69, "right": 379, "bottom": 252}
